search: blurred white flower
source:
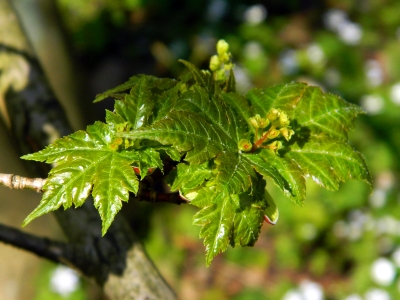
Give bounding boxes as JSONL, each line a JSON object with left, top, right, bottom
{"left": 365, "top": 60, "right": 384, "bottom": 87}
{"left": 280, "top": 49, "right": 299, "bottom": 74}
{"left": 299, "top": 280, "right": 324, "bottom": 300}
{"left": 243, "top": 41, "right": 263, "bottom": 59}
{"left": 307, "top": 44, "right": 325, "bottom": 65}
{"left": 233, "top": 65, "right": 252, "bottom": 93}
{"left": 391, "top": 247, "right": 400, "bottom": 267}
{"left": 337, "top": 22, "right": 363, "bottom": 45}
{"left": 324, "top": 68, "right": 341, "bottom": 87}
{"left": 344, "top": 294, "right": 363, "bottom": 300}
{"left": 390, "top": 83, "right": 400, "bottom": 105}
{"left": 375, "top": 171, "right": 395, "bottom": 191}
{"left": 369, "top": 188, "right": 387, "bottom": 208}
{"left": 370, "top": 257, "right": 396, "bottom": 286}
{"left": 244, "top": 4, "right": 267, "bottom": 25}
{"left": 324, "top": 9, "right": 348, "bottom": 32}
{"left": 365, "top": 288, "right": 391, "bottom": 300}
{"left": 282, "top": 290, "right": 303, "bottom": 300}
{"left": 50, "top": 265, "right": 80, "bottom": 297}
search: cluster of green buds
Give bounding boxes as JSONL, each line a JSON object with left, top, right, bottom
{"left": 209, "top": 39, "right": 234, "bottom": 81}
{"left": 109, "top": 122, "right": 134, "bottom": 151}
{"left": 241, "top": 108, "right": 295, "bottom": 154}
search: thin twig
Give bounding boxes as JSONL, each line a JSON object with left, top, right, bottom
{"left": 0, "top": 173, "right": 188, "bottom": 205}
{"left": 0, "top": 173, "right": 46, "bottom": 192}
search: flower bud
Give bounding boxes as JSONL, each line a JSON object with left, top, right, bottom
{"left": 278, "top": 111, "right": 290, "bottom": 127}
{"left": 219, "top": 52, "right": 230, "bottom": 63}
{"left": 113, "top": 137, "right": 123, "bottom": 145}
{"left": 268, "top": 141, "right": 282, "bottom": 154}
{"left": 280, "top": 127, "right": 294, "bottom": 141}
{"left": 238, "top": 139, "right": 252, "bottom": 152}
{"left": 209, "top": 55, "right": 221, "bottom": 71}
{"left": 109, "top": 143, "right": 119, "bottom": 151}
{"left": 217, "top": 39, "right": 229, "bottom": 55}
{"left": 267, "top": 109, "right": 280, "bottom": 122}
{"left": 267, "top": 128, "right": 280, "bottom": 139}
{"left": 249, "top": 114, "right": 269, "bottom": 129}
{"left": 116, "top": 123, "right": 127, "bottom": 132}
{"left": 224, "top": 62, "right": 234, "bottom": 71}
{"left": 215, "top": 69, "right": 226, "bottom": 81}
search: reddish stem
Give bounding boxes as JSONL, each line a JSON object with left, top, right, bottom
{"left": 251, "top": 130, "right": 270, "bottom": 152}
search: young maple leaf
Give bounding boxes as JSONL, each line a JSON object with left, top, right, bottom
{"left": 21, "top": 122, "right": 140, "bottom": 235}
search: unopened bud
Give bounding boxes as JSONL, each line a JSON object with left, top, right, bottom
{"left": 219, "top": 52, "right": 230, "bottom": 63}
{"left": 113, "top": 137, "right": 123, "bottom": 145}
{"left": 280, "top": 127, "right": 294, "bottom": 141}
{"left": 224, "top": 62, "right": 234, "bottom": 71}
{"left": 268, "top": 141, "right": 282, "bottom": 154}
{"left": 116, "top": 123, "right": 128, "bottom": 132}
{"left": 215, "top": 69, "right": 226, "bottom": 81}
{"left": 209, "top": 55, "right": 221, "bottom": 71}
{"left": 267, "top": 128, "right": 280, "bottom": 139}
{"left": 278, "top": 111, "right": 290, "bottom": 127}
{"left": 109, "top": 143, "right": 119, "bottom": 151}
{"left": 217, "top": 39, "right": 229, "bottom": 55}
{"left": 238, "top": 139, "right": 252, "bottom": 152}
{"left": 267, "top": 109, "right": 280, "bottom": 122}
{"left": 249, "top": 114, "right": 269, "bottom": 129}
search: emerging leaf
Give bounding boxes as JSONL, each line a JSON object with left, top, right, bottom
{"left": 22, "top": 122, "right": 140, "bottom": 235}
{"left": 20, "top": 40, "right": 371, "bottom": 265}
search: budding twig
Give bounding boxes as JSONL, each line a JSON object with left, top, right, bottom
{"left": 0, "top": 173, "right": 46, "bottom": 193}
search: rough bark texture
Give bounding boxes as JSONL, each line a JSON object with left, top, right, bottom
{"left": 0, "top": 0, "right": 177, "bottom": 298}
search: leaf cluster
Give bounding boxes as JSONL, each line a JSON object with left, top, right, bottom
{"left": 22, "top": 54, "right": 371, "bottom": 265}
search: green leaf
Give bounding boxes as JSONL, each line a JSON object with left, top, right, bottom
{"left": 212, "top": 152, "right": 255, "bottom": 194}
{"left": 192, "top": 188, "right": 235, "bottom": 266}
{"left": 105, "top": 109, "right": 125, "bottom": 127}
{"left": 153, "top": 85, "right": 180, "bottom": 122}
{"left": 244, "top": 149, "right": 306, "bottom": 205}
{"left": 94, "top": 75, "right": 142, "bottom": 103}
{"left": 166, "top": 162, "right": 212, "bottom": 195}
{"left": 121, "top": 111, "right": 234, "bottom": 164}
{"left": 192, "top": 177, "right": 270, "bottom": 266}
{"left": 285, "top": 136, "right": 371, "bottom": 190}
{"left": 292, "top": 86, "right": 365, "bottom": 141}
{"left": 179, "top": 59, "right": 218, "bottom": 94}
{"left": 133, "top": 148, "right": 163, "bottom": 178}
{"left": 22, "top": 122, "right": 139, "bottom": 235}
{"left": 224, "top": 69, "right": 236, "bottom": 93}
{"left": 94, "top": 74, "right": 176, "bottom": 103}
{"left": 221, "top": 92, "right": 253, "bottom": 130}
{"left": 174, "top": 86, "right": 246, "bottom": 142}
{"left": 114, "top": 77, "right": 154, "bottom": 129}
{"left": 247, "top": 82, "right": 308, "bottom": 117}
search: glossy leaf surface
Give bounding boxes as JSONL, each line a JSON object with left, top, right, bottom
{"left": 22, "top": 57, "right": 371, "bottom": 265}
{"left": 22, "top": 122, "right": 140, "bottom": 235}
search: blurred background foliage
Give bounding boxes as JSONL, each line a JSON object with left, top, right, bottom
{"left": 9, "top": 0, "right": 400, "bottom": 299}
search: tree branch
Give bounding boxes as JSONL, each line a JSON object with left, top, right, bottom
{"left": 0, "top": 173, "right": 188, "bottom": 205}
{"left": 0, "top": 223, "right": 74, "bottom": 265}
{"left": 0, "top": 1, "right": 177, "bottom": 298}
{"left": 0, "top": 173, "right": 46, "bottom": 192}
